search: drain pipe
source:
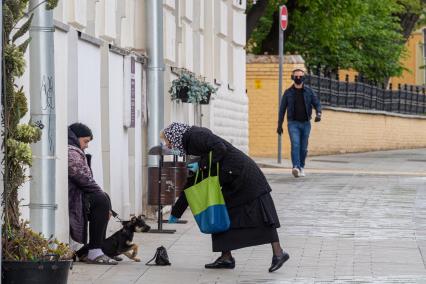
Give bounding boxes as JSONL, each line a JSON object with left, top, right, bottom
{"left": 28, "top": 0, "right": 56, "bottom": 238}
{"left": 146, "top": 0, "right": 164, "bottom": 167}
{"left": 0, "top": 0, "right": 3, "bottom": 274}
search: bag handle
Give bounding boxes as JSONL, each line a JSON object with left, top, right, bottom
{"left": 145, "top": 250, "right": 158, "bottom": 266}
{"left": 210, "top": 151, "right": 219, "bottom": 179}
{"left": 193, "top": 151, "right": 218, "bottom": 185}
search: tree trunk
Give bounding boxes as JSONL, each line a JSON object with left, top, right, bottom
{"left": 246, "top": 0, "right": 270, "bottom": 41}
{"left": 399, "top": 12, "right": 421, "bottom": 39}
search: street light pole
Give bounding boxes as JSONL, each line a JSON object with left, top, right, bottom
{"left": 277, "top": 19, "right": 283, "bottom": 164}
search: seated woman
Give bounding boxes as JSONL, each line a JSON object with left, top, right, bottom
{"left": 162, "top": 122, "right": 289, "bottom": 273}
{"left": 68, "top": 123, "right": 117, "bottom": 265}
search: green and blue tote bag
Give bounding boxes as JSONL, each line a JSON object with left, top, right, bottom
{"left": 184, "top": 152, "right": 230, "bottom": 234}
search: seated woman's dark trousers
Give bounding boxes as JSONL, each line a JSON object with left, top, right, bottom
{"left": 76, "top": 192, "right": 110, "bottom": 257}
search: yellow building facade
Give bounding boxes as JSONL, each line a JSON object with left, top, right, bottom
{"left": 247, "top": 55, "right": 426, "bottom": 158}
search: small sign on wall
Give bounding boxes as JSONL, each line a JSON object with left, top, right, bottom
{"left": 124, "top": 55, "right": 136, "bottom": 129}
{"left": 130, "top": 57, "right": 136, "bottom": 128}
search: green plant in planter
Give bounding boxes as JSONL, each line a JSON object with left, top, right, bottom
{"left": 199, "top": 81, "right": 218, "bottom": 105}
{"left": 169, "top": 73, "right": 199, "bottom": 103}
{"left": 2, "top": 0, "right": 73, "bottom": 264}
{"left": 169, "top": 73, "right": 218, "bottom": 104}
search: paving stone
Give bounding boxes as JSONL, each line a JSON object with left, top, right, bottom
{"left": 69, "top": 149, "right": 426, "bottom": 283}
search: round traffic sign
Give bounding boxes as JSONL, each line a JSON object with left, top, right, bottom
{"left": 280, "top": 5, "right": 288, "bottom": 31}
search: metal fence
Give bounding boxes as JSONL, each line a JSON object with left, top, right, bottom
{"left": 305, "top": 73, "right": 426, "bottom": 115}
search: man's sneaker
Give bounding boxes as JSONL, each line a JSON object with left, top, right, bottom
{"left": 299, "top": 168, "right": 306, "bottom": 177}
{"left": 292, "top": 168, "right": 300, "bottom": 177}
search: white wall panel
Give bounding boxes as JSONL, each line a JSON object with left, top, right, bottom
{"left": 76, "top": 40, "right": 103, "bottom": 188}
{"left": 105, "top": 52, "right": 131, "bottom": 218}
{"left": 183, "top": 22, "right": 193, "bottom": 71}
{"left": 233, "top": 47, "right": 245, "bottom": 93}
{"left": 164, "top": 0, "right": 176, "bottom": 9}
{"left": 164, "top": 9, "right": 177, "bottom": 62}
{"left": 232, "top": 9, "right": 245, "bottom": 47}
{"left": 54, "top": 29, "right": 69, "bottom": 243}
{"left": 215, "top": 0, "right": 227, "bottom": 37}
{"left": 96, "top": 0, "right": 117, "bottom": 41}
{"left": 67, "top": 0, "right": 87, "bottom": 29}
{"left": 128, "top": 61, "right": 143, "bottom": 215}
{"left": 184, "top": 0, "right": 193, "bottom": 21}
{"left": 219, "top": 38, "right": 228, "bottom": 83}
{"left": 54, "top": 0, "right": 67, "bottom": 23}
{"left": 120, "top": 0, "right": 135, "bottom": 48}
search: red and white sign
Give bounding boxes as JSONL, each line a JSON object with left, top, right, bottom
{"left": 280, "top": 5, "right": 288, "bottom": 31}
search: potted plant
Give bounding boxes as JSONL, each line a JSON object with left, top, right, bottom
{"left": 170, "top": 73, "right": 217, "bottom": 104}
{"left": 169, "top": 73, "right": 198, "bottom": 103}
{"left": 199, "top": 81, "right": 218, "bottom": 105}
{"left": 2, "top": 1, "right": 74, "bottom": 283}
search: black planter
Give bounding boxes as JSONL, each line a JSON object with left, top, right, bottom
{"left": 200, "top": 92, "right": 212, "bottom": 105}
{"left": 2, "top": 260, "right": 73, "bottom": 284}
{"left": 176, "top": 86, "right": 189, "bottom": 103}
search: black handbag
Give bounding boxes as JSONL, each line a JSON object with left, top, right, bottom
{"left": 145, "top": 246, "right": 171, "bottom": 266}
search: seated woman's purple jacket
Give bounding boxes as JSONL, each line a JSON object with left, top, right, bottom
{"left": 68, "top": 129, "right": 103, "bottom": 243}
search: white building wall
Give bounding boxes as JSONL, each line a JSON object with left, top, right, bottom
{"left": 54, "top": 27, "right": 70, "bottom": 242}
{"left": 209, "top": 0, "right": 248, "bottom": 153}
{"left": 75, "top": 39, "right": 104, "bottom": 185}
{"left": 16, "top": 0, "right": 248, "bottom": 241}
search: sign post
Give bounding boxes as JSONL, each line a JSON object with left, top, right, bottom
{"left": 278, "top": 5, "right": 288, "bottom": 164}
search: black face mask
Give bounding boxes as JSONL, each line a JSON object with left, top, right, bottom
{"left": 294, "top": 76, "right": 305, "bottom": 85}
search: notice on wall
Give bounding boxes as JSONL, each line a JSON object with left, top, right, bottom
{"left": 130, "top": 57, "right": 136, "bottom": 128}
{"left": 141, "top": 67, "right": 147, "bottom": 125}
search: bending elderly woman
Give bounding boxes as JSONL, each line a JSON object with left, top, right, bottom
{"left": 161, "top": 122, "right": 289, "bottom": 273}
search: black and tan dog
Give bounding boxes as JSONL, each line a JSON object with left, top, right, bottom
{"left": 101, "top": 215, "right": 151, "bottom": 262}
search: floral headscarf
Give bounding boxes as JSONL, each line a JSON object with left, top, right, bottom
{"left": 163, "top": 122, "right": 191, "bottom": 155}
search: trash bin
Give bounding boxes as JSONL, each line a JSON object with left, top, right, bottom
{"left": 147, "top": 161, "right": 187, "bottom": 205}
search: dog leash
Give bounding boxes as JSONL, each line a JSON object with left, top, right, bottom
{"left": 111, "top": 209, "right": 123, "bottom": 222}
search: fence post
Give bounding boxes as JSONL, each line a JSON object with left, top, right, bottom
{"left": 345, "top": 74, "right": 349, "bottom": 107}
{"left": 409, "top": 85, "right": 413, "bottom": 114}
{"left": 423, "top": 87, "right": 426, "bottom": 114}
{"left": 354, "top": 75, "right": 358, "bottom": 108}
{"left": 359, "top": 76, "right": 365, "bottom": 108}
{"left": 380, "top": 83, "right": 385, "bottom": 111}
{"left": 398, "top": 84, "right": 401, "bottom": 113}
{"left": 416, "top": 86, "right": 420, "bottom": 115}
{"left": 388, "top": 83, "right": 393, "bottom": 112}
{"left": 335, "top": 73, "right": 340, "bottom": 106}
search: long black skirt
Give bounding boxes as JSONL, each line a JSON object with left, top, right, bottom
{"left": 211, "top": 192, "right": 280, "bottom": 252}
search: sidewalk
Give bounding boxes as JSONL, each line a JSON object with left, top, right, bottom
{"left": 69, "top": 149, "right": 426, "bottom": 283}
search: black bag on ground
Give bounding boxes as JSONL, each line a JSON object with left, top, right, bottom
{"left": 145, "top": 246, "right": 171, "bottom": 266}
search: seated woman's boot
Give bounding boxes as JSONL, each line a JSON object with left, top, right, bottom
{"left": 205, "top": 256, "right": 235, "bottom": 269}
{"left": 269, "top": 251, "right": 289, "bottom": 272}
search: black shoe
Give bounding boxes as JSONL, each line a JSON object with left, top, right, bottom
{"left": 269, "top": 251, "right": 289, "bottom": 272}
{"left": 205, "top": 256, "right": 235, "bottom": 269}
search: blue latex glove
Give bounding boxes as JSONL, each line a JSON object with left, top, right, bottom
{"left": 170, "top": 148, "right": 180, "bottom": 156}
{"left": 168, "top": 215, "right": 178, "bottom": 223}
{"left": 187, "top": 162, "right": 199, "bottom": 172}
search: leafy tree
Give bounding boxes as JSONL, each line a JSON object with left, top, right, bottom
{"left": 247, "top": 0, "right": 424, "bottom": 82}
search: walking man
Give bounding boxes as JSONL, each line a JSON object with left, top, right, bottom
{"left": 277, "top": 69, "right": 322, "bottom": 177}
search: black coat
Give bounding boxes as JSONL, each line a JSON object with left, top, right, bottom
{"left": 171, "top": 126, "right": 271, "bottom": 218}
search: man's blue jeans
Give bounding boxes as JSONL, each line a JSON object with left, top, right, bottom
{"left": 287, "top": 121, "right": 311, "bottom": 169}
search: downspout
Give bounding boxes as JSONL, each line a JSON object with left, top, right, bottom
{"left": 0, "top": 0, "right": 3, "bottom": 275}
{"left": 28, "top": 0, "right": 56, "bottom": 238}
{"left": 145, "top": 0, "right": 164, "bottom": 166}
